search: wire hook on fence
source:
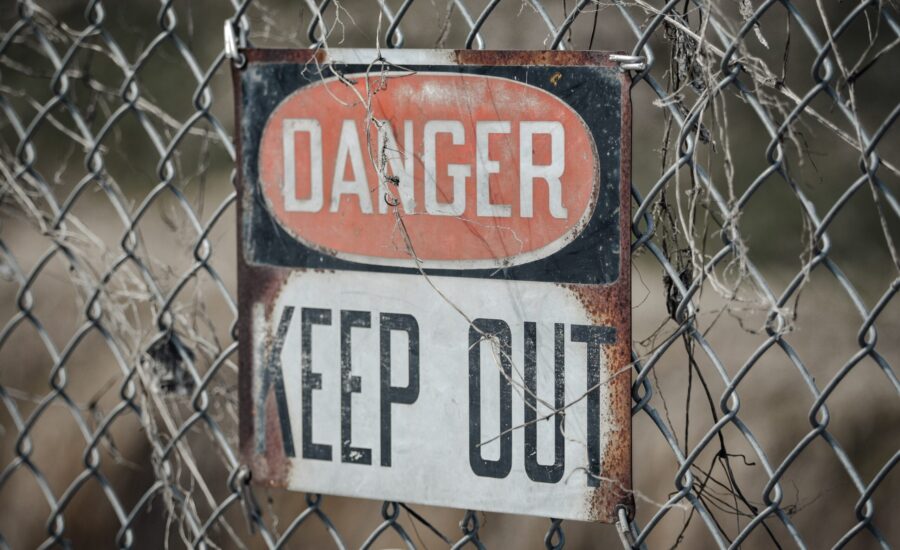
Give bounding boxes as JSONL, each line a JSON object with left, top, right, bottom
{"left": 224, "top": 17, "right": 248, "bottom": 68}
{"left": 616, "top": 506, "right": 637, "bottom": 549}
{"left": 609, "top": 54, "right": 647, "bottom": 72}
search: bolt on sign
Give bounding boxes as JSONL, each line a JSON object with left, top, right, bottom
{"left": 234, "top": 49, "right": 632, "bottom": 522}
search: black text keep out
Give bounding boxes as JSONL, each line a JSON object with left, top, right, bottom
{"left": 255, "top": 306, "right": 616, "bottom": 486}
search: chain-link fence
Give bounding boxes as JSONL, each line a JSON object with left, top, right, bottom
{"left": 1, "top": 0, "right": 898, "bottom": 548}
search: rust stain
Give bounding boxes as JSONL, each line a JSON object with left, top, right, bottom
{"left": 240, "top": 48, "right": 624, "bottom": 70}
{"left": 260, "top": 375, "right": 293, "bottom": 485}
{"left": 563, "top": 69, "right": 634, "bottom": 521}
{"left": 237, "top": 263, "right": 294, "bottom": 487}
{"left": 452, "top": 49, "right": 619, "bottom": 68}
{"left": 549, "top": 71, "right": 562, "bottom": 86}
{"left": 565, "top": 282, "right": 633, "bottom": 521}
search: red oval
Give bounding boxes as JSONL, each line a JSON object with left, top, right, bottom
{"left": 258, "top": 72, "right": 598, "bottom": 268}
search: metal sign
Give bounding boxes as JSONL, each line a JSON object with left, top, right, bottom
{"left": 234, "top": 49, "right": 632, "bottom": 522}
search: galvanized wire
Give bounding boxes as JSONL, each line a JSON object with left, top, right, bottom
{"left": 0, "top": 0, "right": 898, "bottom": 548}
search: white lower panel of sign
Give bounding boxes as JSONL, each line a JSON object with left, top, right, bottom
{"left": 252, "top": 269, "right": 622, "bottom": 520}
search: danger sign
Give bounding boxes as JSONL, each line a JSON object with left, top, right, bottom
{"left": 235, "top": 49, "right": 632, "bottom": 522}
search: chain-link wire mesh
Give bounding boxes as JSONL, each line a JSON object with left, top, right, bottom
{"left": 1, "top": 0, "right": 898, "bottom": 548}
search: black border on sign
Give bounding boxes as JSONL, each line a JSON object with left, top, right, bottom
{"left": 237, "top": 51, "right": 624, "bottom": 285}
